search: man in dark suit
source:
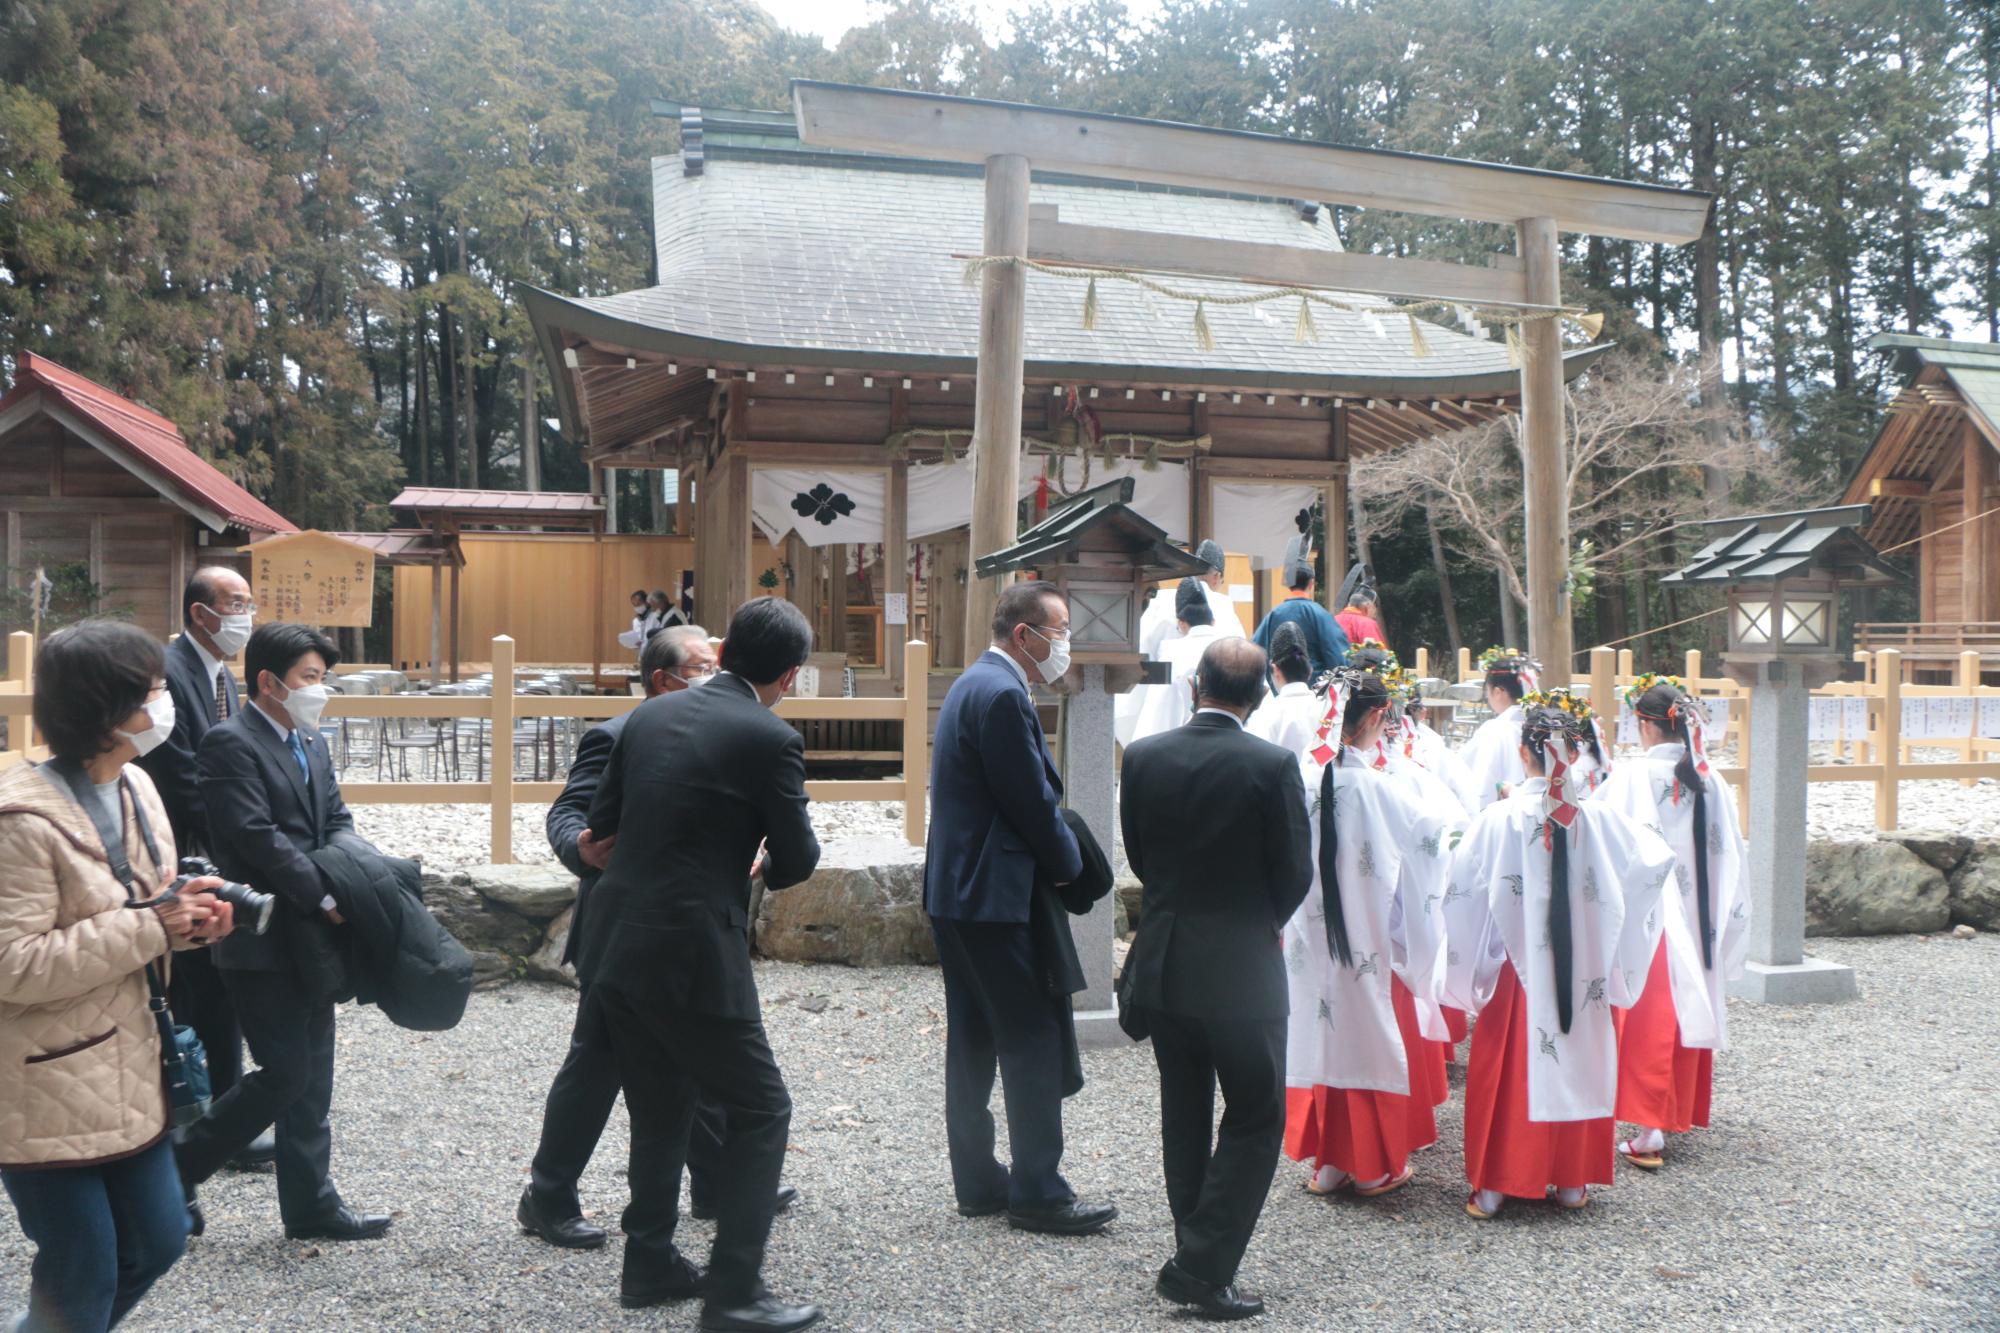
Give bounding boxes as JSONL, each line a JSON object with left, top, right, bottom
{"left": 174, "top": 623, "right": 393, "bottom": 1242}
{"left": 518, "top": 625, "right": 800, "bottom": 1253}
{"left": 137, "top": 566, "right": 275, "bottom": 1169}
{"left": 1120, "top": 637, "right": 1312, "bottom": 1321}
{"left": 924, "top": 581, "right": 1115, "bottom": 1237}
{"left": 579, "top": 597, "right": 823, "bottom": 1333}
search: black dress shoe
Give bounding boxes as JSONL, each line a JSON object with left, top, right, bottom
{"left": 619, "top": 1253, "right": 706, "bottom": 1309}
{"left": 1006, "top": 1198, "right": 1117, "bottom": 1235}
{"left": 699, "top": 1293, "right": 823, "bottom": 1333}
{"left": 185, "top": 1200, "right": 205, "bottom": 1238}
{"left": 226, "top": 1129, "right": 277, "bottom": 1172}
{"left": 1156, "top": 1258, "right": 1265, "bottom": 1321}
{"left": 689, "top": 1183, "right": 801, "bottom": 1222}
{"left": 955, "top": 1197, "right": 1007, "bottom": 1218}
{"left": 284, "top": 1205, "right": 392, "bottom": 1241}
{"left": 517, "top": 1188, "right": 606, "bottom": 1250}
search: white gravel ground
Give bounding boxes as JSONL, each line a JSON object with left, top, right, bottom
{"left": 5, "top": 935, "right": 1992, "bottom": 1331}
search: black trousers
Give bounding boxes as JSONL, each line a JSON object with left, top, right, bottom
{"left": 929, "top": 917, "right": 1072, "bottom": 1211}
{"left": 527, "top": 987, "right": 729, "bottom": 1217}
{"left": 174, "top": 968, "right": 339, "bottom": 1227}
{"left": 595, "top": 984, "right": 790, "bottom": 1305}
{"left": 167, "top": 947, "right": 243, "bottom": 1095}
{"left": 1149, "top": 1012, "right": 1286, "bottom": 1288}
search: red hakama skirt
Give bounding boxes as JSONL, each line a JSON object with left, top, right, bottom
{"left": 1612, "top": 939, "right": 1714, "bottom": 1133}
{"left": 1441, "top": 1006, "right": 1470, "bottom": 1064}
{"left": 1462, "top": 962, "right": 1615, "bottom": 1199}
{"left": 1285, "top": 978, "right": 1440, "bottom": 1182}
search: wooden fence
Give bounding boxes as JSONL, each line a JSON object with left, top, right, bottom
{"left": 1, "top": 631, "right": 931, "bottom": 863}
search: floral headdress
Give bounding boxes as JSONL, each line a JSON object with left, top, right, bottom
{"left": 1520, "top": 688, "right": 1598, "bottom": 837}
{"left": 1350, "top": 638, "right": 1401, "bottom": 673}
{"left": 1623, "top": 673, "right": 1710, "bottom": 790}
{"left": 1477, "top": 645, "right": 1541, "bottom": 691}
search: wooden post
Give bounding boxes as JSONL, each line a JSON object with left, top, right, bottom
{"left": 449, "top": 560, "right": 462, "bottom": 683}
{"left": 1457, "top": 646, "right": 1473, "bottom": 683}
{"left": 5, "top": 630, "right": 31, "bottom": 757}
{"left": 1684, "top": 648, "right": 1704, "bottom": 685}
{"left": 1516, "top": 216, "right": 1571, "bottom": 687}
{"left": 1964, "top": 423, "right": 1993, "bottom": 623}
{"left": 1961, "top": 649, "right": 1982, "bottom": 785}
{"left": 1589, "top": 646, "right": 1615, "bottom": 737}
{"left": 1321, "top": 474, "right": 1347, "bottom": 616}
{"left": 1414, "top": 646, "right": 1430, "bottom": 678}
{"left": 1616, "top": 648, "right": 1634, "bottom": 678}
{"left": 590, "top": 523, "right": 605, "bottom": 690}
{"left": 965, "top": 153, "right": 1031, "bottom": 653}
{"left": 491, "top": 635, "right": 516, "bottom": 863}
{"left": 887, "top": 461, "right": 910, "bottom": 688}
{"left": 1876, "top": 648, "right": 1901, "bottom": 831}
{"left": 721, "top": 454, "right": 751, "bottom": 626}
{"left": 903, "top": 638, "right": 929, "bottom": 846}
{"left": 429, "top": 561, "right": 443, "bottom": 686}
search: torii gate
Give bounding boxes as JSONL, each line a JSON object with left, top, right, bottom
{"left": 792, "top": 82, "right": 1711, "bottom": 685}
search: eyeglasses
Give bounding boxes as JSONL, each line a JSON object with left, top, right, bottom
{"left": 208, "top": 600, "right": 258, "bottom": 615}
{"left": 1027, "top": 623, "right": 1071, "bottom": 642}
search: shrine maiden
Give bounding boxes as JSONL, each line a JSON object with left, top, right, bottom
{"left": 1248, "top": 624, "right": 1323, "bottom": 752}
{"left": 1458, "top": 648, "right": 1537, "bottom": 809}
{"left": 1443, "top": 692, "right": 1673, "bottom": 1218}
{"left": 1403, "top": 694, "right": 1480, "bottom": 814}
{"left": 1592, "top": 678, "right": 1748, "bottom": 1168}
{"left": 1129, "top": 579, "right": 1236, "bottom": 743}
{"left": 1281, "top": 673, "right": 1454, "bottom": 1198}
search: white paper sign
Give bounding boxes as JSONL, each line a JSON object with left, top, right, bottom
{"left": 884, "top": 593, "right": 908, "bottom": 626}
{"left": 1809, "top": 698, "right": 1840, "bottom": 742}
{"left": 1228, "top": 583, "right": 1254, "bottom": 602}
{"left": 1616, "top": 704, "right": 1638, "bottom": 746}
{"left": 1844, "top": 697, "right": 1869, "bottom": 739}
{"left": 1902, "top": 698, "right": 1930, "bottom": 740}
{"left": 1983, "top": 698, "right": 2000, "bottom": 739}
{"left": 794, "top": 665, "right": 821, "bottom": 699}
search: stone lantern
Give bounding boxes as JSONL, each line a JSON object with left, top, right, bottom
{"left": 977, "top": 478, "right": 1208, "bottom": 1044}
{"left": 1663, "top": 504, "right": 1905, "bottom": 1004}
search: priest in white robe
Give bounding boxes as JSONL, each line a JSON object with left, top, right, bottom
{"left": 1592, "top": 679, "right": 1748, "bottom": 1168}
{"left": 1441, "top": 692, "right": 1673, "bottom": 1218}
{"left": 1129, "top": 579, "right": 1236, "bottom": 743}
{"left": 1247, "top": 624, "right": 1322, "bottom": 751}
{"left": 1458, "top": 648, "right": 1537, "bottom": 809}
{"left": 1118, "top": 541, "right": 1236, "bottom": 745}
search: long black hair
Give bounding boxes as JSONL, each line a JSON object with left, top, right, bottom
{"left": 1270, "top": 622, "right": 1311, "bottom": 685}
{"left": 1319, "top": 671, "right": 1390, "bottom": 969}
{"left": 1522, "top": 700, "right": 1593, "bottom": 1034}
{"left": 1636, "top": 682, "right": 1713, "bottom": 970}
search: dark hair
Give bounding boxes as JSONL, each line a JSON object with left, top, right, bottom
{"left": 719, "top": 597, "right": 812, "bottom": 684}
{"left": 1339, "top": 672, "right": 1391, "bottom": 740}
{"left": 991, "top": 581, "right": 1064, "bottom": 642}
{"left": 1317, "top": 669, "right": 1392, "bottom": 971}
{"left": 1286, "top": 564, "right": 1315, "bottom": 592}
{"left": 1269, "top": 623, "right": 1311, "bottom": 683}
{"left": 33, "top": 621, "right": 166, "bottom": 764}
{"left": 1635, "top": 682, "right": 1715, "bottom": 969}
{"left": 245, "top": 623, "right": 340, "bottom": 697}
{"left": 630, "top": 588, "right": 647, "bottom": 601}
{"left": 1520, "top": 699, "right": 1599, "bottom": 1035}
{"left": 1174, "top": 577, "right": 1213, "bottom": 628}
{"left": 641, "top": 624, "right": 709, "bottom": 686}
{"left": 1193, "top": 637, "right": 1267, "bottom": 711}
{"left": 183, "top": 565, "right": 243, "bottom": 627}
{"left": 1485, "top": 669, "right": 1526, "bottom": 702}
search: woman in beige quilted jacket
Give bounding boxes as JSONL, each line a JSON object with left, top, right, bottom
{"left": 1, "top": 620, "right": 233, "bottom": 1333}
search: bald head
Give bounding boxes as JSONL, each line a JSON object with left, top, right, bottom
{"left": 1194, "top": 637, "right": 1268, "bottom": 716}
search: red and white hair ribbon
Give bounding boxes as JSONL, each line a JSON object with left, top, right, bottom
{"left": 1544, "top": 734, "right": 1581, "bottom": 838}
{"left": 1685, "top": 698, "right": 1712, "bottom": 778}
{"left": 1309, "top": 678, "right": 1349, "bottom": 767}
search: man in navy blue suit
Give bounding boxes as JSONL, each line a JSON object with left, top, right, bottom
{"left": 924, "top": 581, "right": 1115, "bottom": 1236}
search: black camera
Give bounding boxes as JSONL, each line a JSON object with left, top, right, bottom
{"left": 175, "top": 856, "right": 275, "bottom": 936}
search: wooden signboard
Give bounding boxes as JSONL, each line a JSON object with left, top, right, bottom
{"left": 241, "top": 530, "right": 376, "bottom": 627}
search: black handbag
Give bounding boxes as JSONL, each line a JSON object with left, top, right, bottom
{"left": 45, "top": 760, "right": 211, "bottom": 1126}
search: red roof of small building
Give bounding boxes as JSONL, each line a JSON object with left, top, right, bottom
{"left": 0, "top": 352, "right": 294, "bottom": 534}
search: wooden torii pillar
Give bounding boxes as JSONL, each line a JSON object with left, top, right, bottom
{"left": 793, "top": 83, "right": 1710, "bottom": 685}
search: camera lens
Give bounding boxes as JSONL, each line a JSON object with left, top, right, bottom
{"left": 213, "top": 881, "right": 276, "bottom": 936}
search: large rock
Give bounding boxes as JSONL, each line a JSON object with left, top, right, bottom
{"left": 1116, "top": 872, "right": 1143, "bottom": 938}
{"left": 1805, "top": 839, "right": 1949, "bottom": 936}
{"left": 420, "top": 868, "right": 545, "bottom": 985}
{"left": 458, "top": 864, "right": 578, "bottom": 920}
{"left": 756, "top": 846, "right": 936, "bottom": 966}
{"left": 525, "top": 905, "right": 579, "bottom": 988}
{"left": 1949, "top": 839, "right": 2000, "bottom": 931}
{"left": 1880, "top": 830, "right": 1973, "bottom": 876}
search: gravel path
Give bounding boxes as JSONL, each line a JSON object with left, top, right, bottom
{"left": 6, "top": 935, "right": 1991, "bottom": 1331}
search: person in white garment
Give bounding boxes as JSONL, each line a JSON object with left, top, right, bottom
{"left": 1403, "top": 691, "right": 1481, "bottom": 813}
{"left": 1129, "top": 579, "right": 1235, "bottom": 743}
{"left": 1119, "top": 542, "right": 1236, "bottom": 746}
{"left": 1282, "top": 671, "right": 1456, "bottom": 1200}
{"left": 1591, "top": 677, "right": 1748, "bottom": 1169}
{"left": 1247, "top": 624, "right": 1322, "bottom": 751}
{"left": 1441, "top": 690, "right": 1675, "bottom": 1219}
{"left": 1458, "top": 648, "right": 1539, "bottom": 810}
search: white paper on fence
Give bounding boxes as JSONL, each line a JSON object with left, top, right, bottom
{"left": 1211, "top": 480, "right": 1319, "bottom": 566}
{"left": 1809, "top": 698, "right": 1840, "bottom": 742}
{"left": 1844, "top": 697, "right": 1869, "bottom": 739}
{"left": 1935, "top": 696, "right": 1976, "bottom": 738}
{"left": 752, "top": 468, "right": 889, "bottom": 548}
{"left": 884, "top": 593, "right": 908, "bottom": 626}
{"left": 1689, "top": 696, "right": 1729, "bottom": 731}
{"left": 1902, "top": 698, "right": 1931, "bottom": 741}
{"left": 1983, "top": 698, "right": 2000, "bottom": 739}
{"left": 1039, "top": 455, "right": 1190, "bottom": 543}
{"left": 1616, "top": 704, "right": 1639, "bottom": 746}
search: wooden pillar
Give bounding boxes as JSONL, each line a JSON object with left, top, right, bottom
{"left": 1964, "top": 425, "right": 1993, "bottom": 622}
{"left": 828, "top": 543, "right": 849, "bottom": 659}
{"left": 721, "top": 453, "right": 750, "bottom": 625}
{"left": 902, "top": 638, "right": 929, "bottom": 846}
{"left": 1517, "top": 216, "right": 1572, "bottom": 687}
{"left": 886, "top": 461, "right": 910, "bottom": 688}
{"left": 1321, "top": 473, "right": 1346, "bottom": 616}
{"left": 604, "top": 466, "right": 618, "bottom": 535}
{"left": 783, "top": 534, "right": 809, "bottom": 613}
{"left": 590, "top": 524, "right": 604, "bottom": 689}
{"left": 429, "top": 561, "right": 443, "bottom": 686}
{"left": 449, "top": 559, "right": 462, "bottom": 682}
{"left": 490, "top": 635, "right": 515, "bottom": 863}
{"left": 965, "top": 153, "right": 1031, "bottom": 654}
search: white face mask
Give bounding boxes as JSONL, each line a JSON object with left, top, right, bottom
{"left": 275, "top": 680, "right": 330, "bottom": 732}
{"left": 120, "top": 693, "right": 176, "bottom": 757}
{"left": 1026, "top": 625, "right": 1071, "bottom": 685}
{"left": 203, "top": 608, "right": 253, "bottom": 658}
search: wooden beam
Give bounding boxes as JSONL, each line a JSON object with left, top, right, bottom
{"left": 793, "top": 82, "right": 1711, "bottom": 245}
{"left": 1870, "top": 477, "right": 1930, "bottom": 500}
{"left": 1029, "top": 210, "right": 1536, "bottom": 308}
{"left": 1966, "top": 423, "right": 1994, "bottom": 621}
{"left": 966, "top": 153, "right": 1031, "bottom": 654}
{"left": 886, "top": 459, "right": 909, "bottom": 688}
{"left": 1517, "top": 217, "right": 1572, "bottom": 687}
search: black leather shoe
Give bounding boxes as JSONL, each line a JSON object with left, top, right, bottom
{"left": 619, "top": 1253, "right": 706, "bottom": 1309}
{"left": 284, "top": 1206, "right": 392, "bottom": 1241}
{"left": 1006, "top": 1198, "right": 1117, "bottom": 1235}
{"left": 690, "top": 1183, "right": 801, "bottom": 1222}
{"left": 226, "top": 1129, "right": 277, "bottom": 1172}
{"left": 517, "top": 1188, "right": 606, "bottom": 1250}
{"left": 185, "top": 1199, "right": 205, "bottom": 1238}
{"left": 955, "top": 1197, "right": 1007, "bottom": 1218}
{"left": 1156, "top": 1258, "right": 1265, "bottom": 1321}
{"left": 699, "top": 1294, "right": 823, "bottom": 1333}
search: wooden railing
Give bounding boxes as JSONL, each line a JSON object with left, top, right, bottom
{"left": 0, "top": 630, "right": 49, "bottom": 770}
{"left": 1, "top": 631, "right": 932, "bottom": 862}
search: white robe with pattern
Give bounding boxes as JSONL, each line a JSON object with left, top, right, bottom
{"left": 1248, "top": 680, "right": 1324, "bottom": 754}
{"left": 1458, "top": 704, "right": 1527, "bottom": 810}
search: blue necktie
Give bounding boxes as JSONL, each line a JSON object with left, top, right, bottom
{"left": 287, "top": 731, "right": 310, "bottom": 784}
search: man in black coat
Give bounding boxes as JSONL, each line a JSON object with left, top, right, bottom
{"left": 518, "top": 625, "right": 798, "bottom": 1254}
{"left": 137, "top": 566, "right": 275, "bottom": 1168}
{"left": 174, "top": 623, "right": 393, "bottom": 1243}
{"left": 578, "top": 597, "right": 823, "bottom": 1333}
{"left": 1119, "top": 637, "right": 1313, "bottom": 1322}
{"left": 923, "top": 581, "right": 1117, "bottom": 1237}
